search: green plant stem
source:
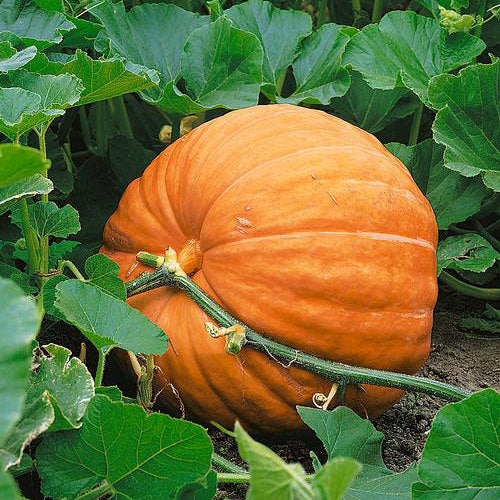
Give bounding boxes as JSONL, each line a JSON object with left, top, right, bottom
{"left": 486, "top": 219, "right": 500, "bottom": 234}
{"left": 58, "top": 260, "right": 85, "bottom": 280}
{"left": 78, "top": 107, "right": 97, "bottom": 155}
{"left": 475, "top": 193, "right": 499, "bottom": 219}
{"left": 448, "top": 224, "right": 471, "bottom": 235}
{"left": 408, "top": 101, "right": 424, "bottom": 146}
{"left": 126, "top": 261, "right": 471, "bottom": 402}
{"left": 20, "top": 198, "right": 39, "bottom": 273}
{"left": 371, "top": 0, "right": 383, "bottom": 22}
{"left": 440, "top": 271, "right": 500, "bottom": 301}
{"left": 474, "top": 0, "right": 487, "bottom": 38}
{"left": 95, "top": 350, "right": 106, "bottom": 387}
{"left": 112, "top": 96, "right": 134, "bottom": 139}
{"left": 170, "top": 115, "right": 182, "bottom": 143}
{"left": 95, "top": 101, "right": 107, "bottom": 156}
{"left": 217, "top": 473, "right": 251, "bottom": 483}
{"left": 352, "top": 0, "right": 361, "bottom": 22}
{"left": 212, "top": 453, "right": 247, "bottom": 474}
{"left": 37, "top": 125, "right": 50, "bottom": 274}
{"left": 75, "top": 482, "right": 113, "bottom": 500}
{"left": 474, "top": 220, "right": 500, "bottom": 251}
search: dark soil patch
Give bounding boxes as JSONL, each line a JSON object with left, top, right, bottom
{"left": 19, "top": 288, "right": 499, "bottom": 499}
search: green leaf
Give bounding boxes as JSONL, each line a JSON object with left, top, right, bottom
{"left": 235, "top": 421, "right": 315, "bottom": 500}
{"left": 11, "top": 201, "right": 80, "bottom": 238}
{"left": 226, "top": 0, "right": 311, "bottom": 96}
{"left": 311, "top": 457, "right": 362, "bottom": 500}
{"left": 386, "top": 140, "right": 491, "bottom": 229}
{"left": 0, "top": 143, "right": 49, "bottom": 187}
{"left": 182, "top": 17, "right": 263, "bottom": 109}
{"left": 0, "top": 391, "right": 53, "bottom": 470}
{"left": 462, "top": 304, "right": 500, "bottom": 335}
{"left": 42, "top": 274, "right": 68, "bottom": 319}
{"left": 437, "top": 234, "right": 500, "bottom": 275}
{"left": 413, "top": 389, "right": 500, "bottom": 499}
{"left": 61, "top": 15, "right": 101, "bottom": 49}
{"left": 175, "top": 470, "right": 217, "bottom": 500}
{"left": 0, "top": 278, "right": 39, "bottom": 445}
{"left": 0, "top": 174, "right": 53, "bottom": 215}
{"left": 48, "top": 240, "right": 80, "bottom": 268}
{"left": 94, "top": 386, "right": 123, "bottom": 402}
{"left": 0, "top": 70, "right": 83, "bottom": 139}
{"left": 0, "top": 469, "right": 22, "bottom": 499}
{"left": 84, "top": 253, "right": 126, "bottom": 300}
{"left": 0, "top": 262, "right": 36, "bottom": 294}
{"left": 54, "top": 280, "right": 168, "bottom": 354}
{"left": 36, "top": 395, "right": 213, "bottom": 499}
{"left": 331, "top": 70, "right": 419, "bottom": 133}
{"left": 0, "top": 42, "right": 36, "bottom": 72}
{"left": 343, "top": 10, "right": 485, "bottom": 104}
{"left": 0, "top": 0, "right": 75, "bottom": 49}
{"left": 277, "top": 23, "right": 350, "bottom": 105}
{"left": 297, "top": 406, "right": 417, "bottom": 499}
{"left": 429, "top": 59, "right": 500, "bottom": 191}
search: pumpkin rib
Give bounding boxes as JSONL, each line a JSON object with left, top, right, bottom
{"left": 198, "top": 145, "right": 411, "bottom": 237}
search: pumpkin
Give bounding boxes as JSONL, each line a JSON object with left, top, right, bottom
{"left": 100, "top": 104, "right": 438, "bottom": 434}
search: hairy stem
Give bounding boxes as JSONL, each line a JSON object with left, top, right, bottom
{"left": 170, "top": 115, "right": 182, "bottom": 143}
{"left": 212, "top": 453, "right": 247, "bottom": 474}
{"left": 440, "top": 271, "right": 500, "bottom": 301}
{"left": 112, "top": 96, "right": 134, "bottom": 139}
{"left": 37, "top": 125, "right": 50, "bottom": 274}
{"left": 126, "top": 260, "right": 471, "bottom": 402}
{"left": 20, "top": 198, "right": 39, "bottom": 273}
{"left": 95, "top": 350, "right": 106, "bottom": 387}
{"left": 95, "top": 101, "right": 108, "bottom": 156}
{"left": 408, "top": 101, "right": 424, "bottom": 146}
{"left": 217, "top": 473, "right": 251, "bottom": 483}
{"left": 78, "top": 107, "right": 97, "bottom": 155}
{"left": 58, "top": 260, "right": 85, "bottom": 280}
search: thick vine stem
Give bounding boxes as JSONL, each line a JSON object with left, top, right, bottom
{"left": 126, "top": 251, "right": 471, "bottom": 402}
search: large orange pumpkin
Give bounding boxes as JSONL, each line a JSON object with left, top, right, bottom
{"left": 100, "top": 104, "right": 438, "bottom": 434}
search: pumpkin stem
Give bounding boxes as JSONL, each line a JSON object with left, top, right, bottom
{"left": 126, "top": 250, "right": 472, "bottom": 403}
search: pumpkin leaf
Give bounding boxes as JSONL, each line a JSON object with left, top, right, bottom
{"left": 297, "top": 406, "right": 418, "bottom": 499}
{"left": 429, "top": 59, "right": 500, "bottom": 192}
{"left": 343, "top": 10, "right": 485, "bottom": 104}
{"left": 0, "top": 262, "right": 36, "bottom": 295}
{"left": 174, "top": 470, "right": 218, "bottom": 500}
{"left": 36, "top": 395, "right": 213, "bottom": 499}
{"left": 0, "top": 174, "right": 53, "bottom": 215}
{"left": 311, "top": 457, "right": 362, "bottom": 500}
{"left": 0, "top": 0, "right": 75, "bottom": 49}
{"left": 226, "top": 0, "right": 311, "bottom": 97}
{"left": 462, "top": 304, "right": 500, "bottom": 335}
{"left": 10, "top": 201, "right": 80, "bottom": 238}
{"left": 0, "top": 469, "right": 22, "bottom": 499}
{"left": 276, "top": 23, "right": 350, "bottom": 105}
{"left": 42, "top": 274, "right": 68, "bottom": 319}
{"left": 0, "top": 344, "right": 94, "bottom": 470}
{"left": 413, "top": 389, "right": 500, "bottom": 499}
{"left": 0, "top": 71, "right": 83, "bottom": 140}
{"left": 0, "top": 278, "right": 40, "bottom": 448}
{"left": 60, "top": 16, "right": 101, "bottom": 50}
{"left": 436, "top": 234, "right": 500, "bottom": 275}
{"left": 0, "top": 143, "right": 49, "bottom": 187}
{"left": 386, "top": 140, "right": 491, "bottom": 229}
{"left": 235, "top": 421, "right": 315, "bottom": 500}
{"left": 331, "top": 70, "right": 419, "bottom": 133}
{"left": 54, "top": 280, "right": 168, "bottom": 354}
{"left": 182, "top": 16, "right": 263, "bottom": 109}
{"left": 0, "top": 42, "right": 36, "bottom": 72}
{"left": 84, "top": 253, "right": 126, "bottom": 300}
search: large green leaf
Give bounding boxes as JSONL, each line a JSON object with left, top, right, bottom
{"left": 387, "top": 140, "right": 491, "bottom": 228}
{"left": 429, "top": 59, "right": 500, "bottom": 191}
{"left": 0, "top": 42, "right": 36, "bottom": 72}
{"left": 0, "top": 143, "right": 49, "bottom": 186}
{"left": 0, "top": 469, "right": 22, "bottom": 499}
{"left": 436, "top": 234, "right": 500, "bottom": 275}
{"left": 0, "top": 173, "right": 53, "bottom": 215}
{"left": 343, "top": 10, "right": 485, "bottom": 104}
{"left": 413, "top": 389, "right": 500, "bottom": 499}
{"left": 0, "top": 70, "right": 83, "bottom": 139}
{"left": 182, "top": 17, "right": 263, "bottom": 109}
{"left": 84, "top": 253, "right": 126, "bottom": 300}
{"left": 297, "top": 406, "right": 417, "bottom": 499}
{"left": 277, "top": 23, "right": 350, "bottom": 105}
{"left": 226, "top": 0, "right": 311, "bottom": 96}
{"left": 312, "top": 458, "right": 362, "bottom": 500}
{"left": 36, "top": 395, "right": 213, "bottom": 499}
{"left": 54, "top": 280, "right": 168, "bottom": 354}
{"left": 0, "top": 0, "right": 75, "bottom": 49}
{"left": 0, "top": 278, "right": 39, "bottom": 446}
{"left": 10, "top": 200, "right": 80, "bottom": 238}
{"left": 331, "top": 70, "right": 418, "bottom": 133}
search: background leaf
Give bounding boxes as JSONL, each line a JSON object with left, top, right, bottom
{"left": 36, "top": 395, "right": 213, "bottom": 499}
{"left": 343, "top": 10, "right": 485, "bottom": 104}
{"left": 0, "top": 174, "right": 53, "bottom": 215}
{"left": 387, "top": 140, "right": 491, "bottom": 228}
{"left": 0, "top": 143, "right": 49, "bottom": 186}
{"left": 54, "top": 280, "right": 168, "bottom": 354}
{"left": 413, "top": 389, "right": 500, "bottom": 499}
{"left": 0, "top": 42, "right": 36, "bottom": 72}
{"left": 429, "top": 59, "right": 500, "bottom": 191}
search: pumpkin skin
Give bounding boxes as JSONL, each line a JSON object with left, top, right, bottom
{"left": 100, "top": 104, "right": 438, "bottom": 435}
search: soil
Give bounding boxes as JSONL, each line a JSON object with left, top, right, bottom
{"left": 19, "top": 287, "right": 499, "bottom": 499}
